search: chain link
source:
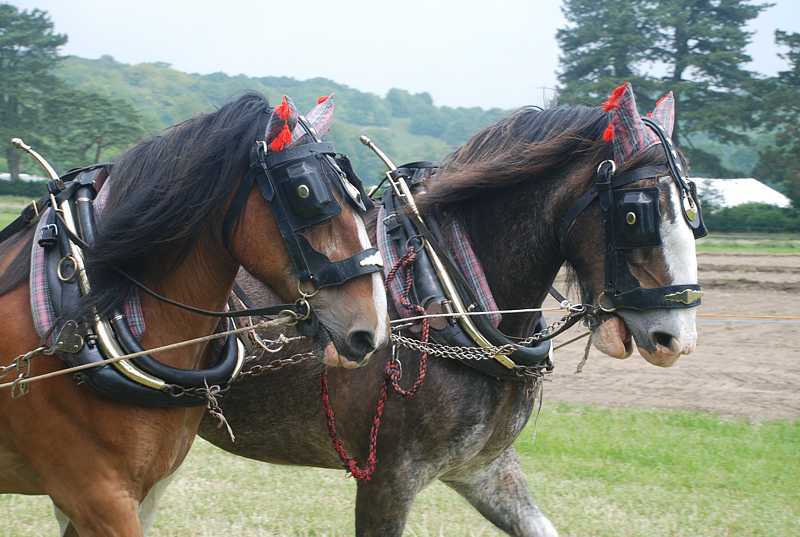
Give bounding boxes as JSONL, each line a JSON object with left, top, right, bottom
{"left": 390, "top": 306, "right": 594, "bottom": 362}
{"left": 235, "top": 351, "right": 316, "bottom": 380}
{"left": 1, "top": 347, "right": 46, "bottom": 399}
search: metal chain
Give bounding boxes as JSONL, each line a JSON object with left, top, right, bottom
{"left": 235, "top": 351, "right": 316, "bottom": 380}
{"left": 0, "top": 347, "right": 46, "bottom": 399}
{"left": 389, "top": 305, "right": 594, "bottom": 362}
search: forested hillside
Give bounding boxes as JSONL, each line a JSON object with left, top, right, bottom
{"left": 54, "top": 56, "right": 507, "bottom": 182}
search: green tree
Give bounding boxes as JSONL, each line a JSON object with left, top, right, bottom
{"left": 753, "top": 30, "right": 800, "bottom": 208}
{"left": 557, "top": 0, "right": 769, "bottom": 176}
{"left": 557, "top": 0, "right": 654, "bottom": 103}
{"left": 647, "top": 0, "right": 769, "bottom": 145}
{"left": 42, "top": 85, "right": 147, "bottom": 170}
{"left": 0, "top": 4, "right": 66, "bottom": 180}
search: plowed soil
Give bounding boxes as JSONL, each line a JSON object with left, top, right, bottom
{"left": 548, "top": 253, "right": 800, "bottom": 421}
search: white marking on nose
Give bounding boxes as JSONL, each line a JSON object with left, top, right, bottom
{"left": 352, "top": 212, "right": 389, "bottom": 350}
{"left": 360, "top": 251, "right": 384, "bottom": 268}
{"left": 657, "top": 179, "right": 699, "bottom": 349}
{"left": 660, "top": 179, "right": 698, "bottom": 285}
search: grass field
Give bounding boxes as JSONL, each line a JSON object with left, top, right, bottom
{"left": 1, "top": 404, "right": 797, "bottom": 536}
{"left": 0, "top": 196, "right": 33, "bottom": 229}
{"left": 695, "top": 232, "right": 800, "bottom": 254}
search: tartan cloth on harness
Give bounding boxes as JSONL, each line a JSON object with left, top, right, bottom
{"left": 376, "top": 204, "right": 501, "bottom": 328}
{"left": 30, "top": 182, "right": 146, "bottom": 343}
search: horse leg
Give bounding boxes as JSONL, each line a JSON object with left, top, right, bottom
{"left": 355, "top": 470, "right": 424, "bottom": 537}
{"left": 50, "top": 486, "right": 144, "bottom": 537}
{"left": 441, "top": 448, "right": 558, "bottom": 537}
{"left": 54, "top": 474, "right": 175, "bottom": 537}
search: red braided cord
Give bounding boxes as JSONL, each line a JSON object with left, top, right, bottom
{"left": 385, "top": 249, "right": 429, "bottom": 398}
{"left": 320, "top": 245, "right": 431, "bottom": 481}
{"left": 321, "top": 369, "right": 388, "bottom": 481}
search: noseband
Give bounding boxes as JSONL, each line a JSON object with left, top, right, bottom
{"left": 558, "top": 119, "right": 707, "bottom": 312}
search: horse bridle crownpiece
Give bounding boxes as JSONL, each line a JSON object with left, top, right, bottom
{"left": 559, "top": 118, "right": 707, "bottom": 313}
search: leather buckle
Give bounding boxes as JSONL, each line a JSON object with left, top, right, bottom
{"left": 38, "top": 223, "right": 58, "bottom": 248}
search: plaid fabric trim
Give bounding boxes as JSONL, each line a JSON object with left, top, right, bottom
{"left": 376, "top": 205, "right": 501, "bottom": 327}
{"left": 651, "top": 91, "right": 675, "bottom": 138}
{"left": 376, "top": 205, "right": 409, "bottom": 315}
{"left": 609, "top": 83, "right": 661, "bottom": 165}
{"left": 291, "top": 94, "right": 336, "bottom": 143}
{"left": 30, "top": 210, "right": 53, "bottom": 340}
{"left": 30, "top": 185, "right": 145, "bottom": 343}
{"left": 441, "top": 218, "right": 501, "bottom": 326}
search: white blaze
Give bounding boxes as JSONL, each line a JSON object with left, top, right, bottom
{"left": 352, "top": 212, "right": 389, "bottom": 352}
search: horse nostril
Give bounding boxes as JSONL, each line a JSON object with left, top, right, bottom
{"left": 652, "top": 331, "right": 675, "bottom": 349}
{"left": 346, "top": 329, "right": 376, "bottom": 360}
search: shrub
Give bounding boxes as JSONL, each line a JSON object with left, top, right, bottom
{"left": 703, "top": 203, "right": 800, "bottom": 233}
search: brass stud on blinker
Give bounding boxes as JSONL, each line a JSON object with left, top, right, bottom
{"left": 626, "top": 212, "right": 637, "bottom": 225}
{"left": 297, "top": 184, "right": 310, "bottom": 199}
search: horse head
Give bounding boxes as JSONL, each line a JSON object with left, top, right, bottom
{"left": 227, "top": 95, "right": 389, "bottom": 367}
{"left": 563, "top": 83, "right": 705, "bottom": 366}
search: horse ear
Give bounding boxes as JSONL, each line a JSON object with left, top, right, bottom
{"left": 265, "top": 95, "right": 299, "bottom": 152}
{"left": 650, "top": 91, "right": 675, "bottom": 139}
{"left": 601, "top": 82, "right": 659, "bottom": 165}
{"left": 292, "top": 93, "right": 336, "bottom": 142}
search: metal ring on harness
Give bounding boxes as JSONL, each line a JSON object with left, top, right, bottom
{"left": 280, "top": 297, "right": 313, "bottom": 324}
{"left": 597, "top": 292, "right": 617, "bottom": 313}
{"left": 298, "top": 279, "right": 319, "bottom": 300}
{"left": 405, "top": 235, "right": 424, "bottom": 254}
{"left": 57, "top": 255, "right": 78, "bottom": 283}
{"left": 597, "top": 159, "right": 616, "bottom": 176}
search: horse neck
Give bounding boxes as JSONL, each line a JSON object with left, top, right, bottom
{"left": 456, "top": 178, "right": 565, "bottom": 338}
{"left": 137, "top": 233, "right": 238, "bottom": 369}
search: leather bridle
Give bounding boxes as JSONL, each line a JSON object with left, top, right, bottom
{"left": 558, "top": 119, "right": 707, "bottom": 313}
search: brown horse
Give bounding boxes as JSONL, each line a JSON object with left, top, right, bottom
{"left": 197, "top": 86, "right": 703, "bottom": 536}
{"left": 0, "top": 93, "right": 388, "bottom": 536}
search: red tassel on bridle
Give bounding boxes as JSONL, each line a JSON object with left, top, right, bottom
{"left": 602, "top": 83, "right": 627, "bottom": 112}
{"left": 275, "top": 96, "right": 291, "bottom": 121}
{"left": 602, "top": 123, "right": 615, "bottom": 142}
{"left": 270, "top": 96, "right": 293, "bottom": 152}
{"left": 270, "top": 123, "right": 292, "bottom": 152}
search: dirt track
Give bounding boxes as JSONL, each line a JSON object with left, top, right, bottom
{"left": 547, "top": 253, "right": 800, "bottom": 421}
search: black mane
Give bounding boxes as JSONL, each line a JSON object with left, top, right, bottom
{"left": 417, "top": 104, "right": 670, "bottom": 211}
{"left": 85, "top": 92, "right": 271, "bottom": 314}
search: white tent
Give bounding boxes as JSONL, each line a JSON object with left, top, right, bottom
{"left": 0, "top": 172, "right": 49, "bottom": 182}
{"left": 691, "top": 178, "right": 792, "bottom": 208}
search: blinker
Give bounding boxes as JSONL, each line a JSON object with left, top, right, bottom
{"left": 276, "top": 157, "right": 340, "bottom": 229}
{"left": 614, "top": 188, "right": 661, "bottom": 249}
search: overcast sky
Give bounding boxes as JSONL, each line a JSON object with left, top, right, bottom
{"left": 12, "top": 0, "right": 800, "bottom": 109}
